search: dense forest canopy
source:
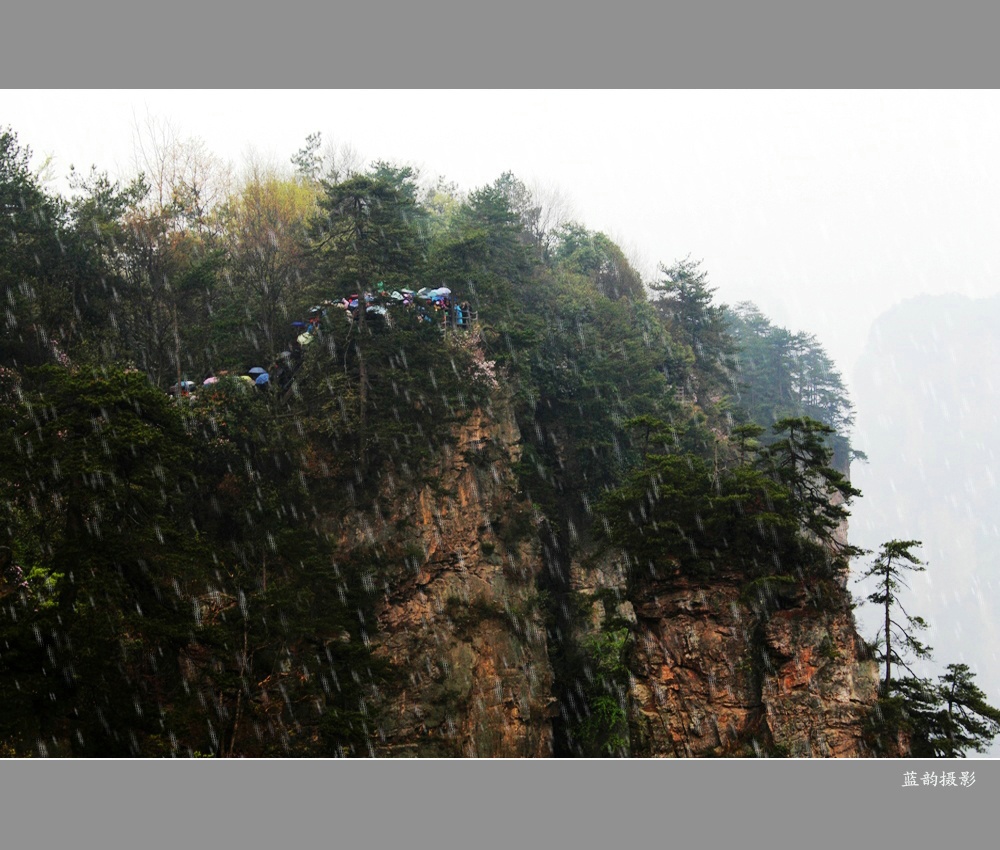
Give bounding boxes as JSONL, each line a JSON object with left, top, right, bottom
{"left": 1, "top": 125, "right": 988, "bottom": 757}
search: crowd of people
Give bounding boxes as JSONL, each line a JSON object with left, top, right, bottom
{"left": 168, "top": 285, "right": 475, "bottom": 400}
{"left": 330, "top": 284, "right": 473, "bottom": 330}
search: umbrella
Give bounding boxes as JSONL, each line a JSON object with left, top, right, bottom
{"left": 203, "top": 376, "right": 219, "bottom": 386}
{"left": 248, "top": 367, "right": 267, "bottom": 376}
{"left": 297, "top": 333, "right": 315, "bottom": 346}
{"left": 291, "top": 321, "right": 307, "bottom": 328}
{"left": 238, "top": 375, "right": 255, "bottom": 385}
{"left": 255, "top": 373, "right": 270, "bottom": 385}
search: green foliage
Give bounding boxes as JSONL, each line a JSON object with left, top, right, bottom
{"left": 553, "top": 223, "right": 645, "bottom": 301}
{"left": 856, "top": 540, "right": 931, "bottom": 693}
{"left": 597, "top": 416, "right": 860, "bottom": 585}
{"left": 866, "top": 668, "right": 1000, "bottom": 759}
{"left": 0, "top": 361, "right": 399, "bottom": 756}
{"left": 724, "top": 301, "right": 856, "bottom": 470}
{"left": 291, "top": 132, "right": 323, "bottom": 183}
{"left": 760, "top": 416, "right": 861, "bottom": 551}
{"left": 0, "top": 364, "right": 201, "bottom": 754}
{"left": 915, "top": 664, "right": 1000, "bottom": 757}
{"left": 313, "top": 165, "right": 427, "bottom": 297}
{"left": 649, "top": 257, "right": 734, "bottom": 392}
{"left": 1, "top": 127, "right": 84, "bottom": 369}
{"left": 562, "top": 624, "right": 631, "bottom": 757}
{"left": 858, "top": 542, "right": 1000, "bottom": 757}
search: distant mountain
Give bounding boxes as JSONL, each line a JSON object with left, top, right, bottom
{"left": 852, "top": 293, "right": 1000, "bottom": 755}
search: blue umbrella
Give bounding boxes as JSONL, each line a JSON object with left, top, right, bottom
{"left": 248, "top": 367, "right": 267, "bottom": 376}
{"left": 255, "top": 373, "right": 270, "bottom": 385}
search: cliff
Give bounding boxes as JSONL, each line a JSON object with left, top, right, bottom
{"left": 625, "top": 569, "right": 877, "bottom": 756}
{"left": 332, "top": 400, "right": 554, "bottom": 757}
{"left": 326, "top": 385, "right": 880, "bottom": 758}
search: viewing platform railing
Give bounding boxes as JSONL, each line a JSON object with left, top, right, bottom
{"left": 441, "top": 306, "right": 478, "bottom": 330}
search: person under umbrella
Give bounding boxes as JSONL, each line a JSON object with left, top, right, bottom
{"left": 168, "top": 380, "right": 197, "bottom": 397}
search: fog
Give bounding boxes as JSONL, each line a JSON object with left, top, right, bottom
{"left": 851, "top": 294, "right": 1000, "bottom": 754}
{"left": 8, "top": 89, "right": 1000, "bottom": 383}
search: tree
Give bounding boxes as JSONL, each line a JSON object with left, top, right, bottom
{"left": 291, "top": 132, "right": 323, "bottom": 183}
{"left": 312, "top": 164, "right": 427, "bottom": 466}
{"left": 0, "top": 364, "right": 200, "bottom": 754}
{"left": 553, "top": 223, "right": 645, "bottom": 301}
{"left": 0, "top": 127, "right": 79, "bottom": 368}
{"left": 857, "top": 540, "right": 932, "bottom": 696}
{"left": 87, "top": 121, "right": 233, "bottom": 389}
{"left": 427, "top": 172, "right": 536, "bottom": 351}
{"left": 856, "top": 544, "right": 1000, "bottom": 757}
{"left": 220, "top": 160, "right": 315, "bottom": 356}
{"left": 649, "top": 257, "right": 733, "bottom": 390}
{"left": 762, "top": 416, "right": 861, "bottom": 553}
{"left": 919, "top": 664, "right": 1000, "bottom": 757}
{"left": 724, "top": 302, "right": 859, "bottom": 473}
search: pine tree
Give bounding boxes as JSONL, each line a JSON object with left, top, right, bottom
{"left": 649, "top": 257, "right": 733, "bottom": 390}
{"left": 761, "top": 417, "right": 861, "bottom": 556}
{"left": 928, "top": 664, "right": 1000, "bottom": 757}
{"left": 312, "top": 164, "right": 426, "bottom": 467}
{"left": 857, "top": 540, "right": 932, "bottom": 696}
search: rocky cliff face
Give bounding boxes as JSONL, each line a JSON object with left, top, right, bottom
{"left": 590, "top": 561, "right": 878, "bottom": 757}
{"left": 329, "top": 390, "right": 878, "bottom": 758}
{"left": 560, "top": 439, "right": 879, "bottom": 757}
{"left": 334, "top": 401, "right": 554, "bottom": 757}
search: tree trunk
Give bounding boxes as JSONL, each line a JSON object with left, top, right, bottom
{"left": 884, "top": 561, "right": 892, "bottom": 694}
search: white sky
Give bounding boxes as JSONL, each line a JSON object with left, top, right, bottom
{"left": 6, "top": 89, "right": 1000, "bottom": 394}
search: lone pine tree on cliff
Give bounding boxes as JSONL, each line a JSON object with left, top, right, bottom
{"left": 857, "top": 539, "right": 932, "bottom": 695}
{"left": 858, "top": 540, "right": 1000, "bottom": 756}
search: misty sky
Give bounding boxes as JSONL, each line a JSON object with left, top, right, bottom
{"left": 7, "top": 89, "right": 1000, "bottom": 391}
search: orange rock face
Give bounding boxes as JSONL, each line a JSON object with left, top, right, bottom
{"left": 338, "top": 402, "right": 554, "bottom": 757}
{"left": 624, "top": 570, "right": 878, "bottom": 757}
